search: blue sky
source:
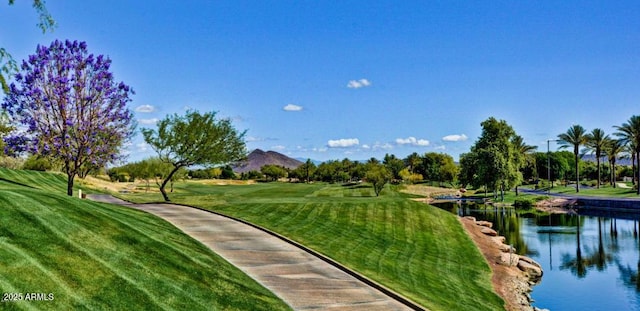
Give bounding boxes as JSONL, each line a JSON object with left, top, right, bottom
{"left": 2, "top": 1, "right": 639, "bottom": 163}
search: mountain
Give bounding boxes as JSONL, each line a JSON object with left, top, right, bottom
{"left": 581, "top": 154, "right": 632, "bottom": 166}
{"left": 234, "top": 149, "right": 303, "bottom": 173}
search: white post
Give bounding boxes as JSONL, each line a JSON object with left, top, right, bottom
{"left": 79, "top": 189, "right": 82, "bottom": 199}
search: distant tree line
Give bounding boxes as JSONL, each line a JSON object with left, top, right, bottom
{"left": 105, "top": 151, "right": 459, "bottom": 198}
{"left": 233, "top": 152, "right": 458, "bottom": 186}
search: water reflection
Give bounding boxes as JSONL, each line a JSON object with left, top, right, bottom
{"left": 434, "top": 202, "right": 640, "bottom": 310}
{"left": 559, "top": 216, "right": 618, "bottom": 278}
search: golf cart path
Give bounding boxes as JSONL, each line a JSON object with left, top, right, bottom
{"left": 87, "top": 194, "right": 415, "bottom": 311}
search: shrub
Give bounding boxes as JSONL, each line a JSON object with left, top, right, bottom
{"left": 107, "top": 168, "right": 119, "bottom": 182}
{"left": 117, "top": 174, "right": 128, "bottom": 182}
{"left": 534, "top": 179, "right": 549, "bottom": 190}
{"left": 22, "top": 155, "right": 52, "bottom": 171}
{"left": 514, "top": 196, "right": 549, "bottom": 209}
{"left": 513, "top": 198, "right": 535, "bottom": 209}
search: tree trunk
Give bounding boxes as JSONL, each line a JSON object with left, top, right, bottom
{"left": 637, "top": 151, "right": 640, "bottom": 195}
{"left": 64, "top": 159, "right": 75, "bottom": 197}
{"left": 633, "top": 153, "right": 637, "bottom": 187}
{"left": 596, "top": 155, "right": 601, "bottom": 189}
{"left": 160, "top": 166, "right": 182, "bottom": 202}
{"left": 67, "top": 173, "right": 75, "bottom": 196}
{"left": 159, "top": 178, "right": 170, "bottom": 201}
{"left": 611, "top": 160, "right": 616, "bottom": 188}
{"left": 574, "top": 151, "right": 580, "bottom": 193}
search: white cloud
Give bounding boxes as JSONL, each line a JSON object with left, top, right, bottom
{"left": 362, "top": 144, "right": 371, "bottom": 149}
{"left": 372, "top": 142, "right": 394, "bottom": 150}
{"left": 347, "top": 79, "right": 371, "bottom": 89}
{"left": 435, "top": 145, "right": 446, "bottom": 150}
{"left": 283, "top": 104, "right": 303, "bottom": 111}
{"left": 271, "top": 145, "right": 286, "bottom": 151}
{"left": 327, "top": 138, "right": 359, "bottom": 148}
{"left": 442, "top": 134, "right": 468, "bottom": 142}
{"left": 135, "top": 104, "right": 155, "bottom": 113}
{"left": 138, "top": 118, "right": 159, "bottom": 125}
{"left": 246, "top": 136, "right": 277, "bottom": 142}
{"left": 395, "top": 136, "right": 430, "bottom": 146}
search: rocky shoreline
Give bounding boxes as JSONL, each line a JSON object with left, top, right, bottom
{"left": 460, "top": 216, "right": 548, "bottom": 311}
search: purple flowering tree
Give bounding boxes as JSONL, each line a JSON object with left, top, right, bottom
{"left": 2, "top": 40, "right": 135, "bottom": 196}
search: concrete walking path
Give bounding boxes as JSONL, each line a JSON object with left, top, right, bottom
{"left": 87, "top": 194, "right": 415, "bottom": 311}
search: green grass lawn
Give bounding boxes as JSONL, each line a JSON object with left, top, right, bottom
{"left": 0, "top": 168, "right": 108, "bottom": 195}
{"left": 463, "top": 182, "right": 640, "bottom": 205}
{"left": 123, "top": 181, "right": 506, "bottom": 311}
{"left": 552, "top": 184, "right": 640, "bottom": 197}
{"left": 0, "top": 170, "right": 290, "bottom": 310}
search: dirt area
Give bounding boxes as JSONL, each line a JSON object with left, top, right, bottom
{"left": 460, "top": 217, "right": 542, "bottom": 311}
{"left": 79, "top": 175, "right": 138, "bottom": 193}
{"left": 188, "top": 179, "right": 255, "bottom": 186}
{"left": 78, "top": 176, "right": 254, "bottom": 194}
{"left": 401, "top": 184, "right": 461, "bottom": 202}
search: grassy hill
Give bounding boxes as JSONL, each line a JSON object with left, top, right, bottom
{"left": 122, "top": 181, "right": 506, "bottom": 311}
{"left": 0, "top": 168, "right": 290, "bottom": 310}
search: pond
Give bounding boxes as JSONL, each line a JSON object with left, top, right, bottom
{"left": 435, "top": 202, "right": 640, "bottom": 311}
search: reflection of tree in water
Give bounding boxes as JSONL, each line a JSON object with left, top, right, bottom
{"left": 617, "top": 261, "right": 640, "bottom": 291}
{"left": 432, "top": 202, "right": 534, "bottom": 255}
{"left": 561, "top": 216, "right": 587, "bottom": 278}
{"left": 617, "top": 220, "right": 640, "bottom": 292}
{"left": 533, "top": 213, "right": 578, "bottom": 227}
{"left": 494, "top": 208, "right": 531, "bottom": 256}
{"left": 560, "top": 217, "right": 614, "bottom": 278}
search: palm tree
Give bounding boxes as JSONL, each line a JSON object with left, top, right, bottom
{"left": 605, "top": 138, "right": 624, "bottom": 188}
{"left": 558, "top": 125, "right": 588, "bottom": 192}
{"left": 512, "top": 135, "right": 537, "bottom": 195}
{"left": 584, "top": 128, "right": 609, "bottom": 189}
{"left": 615, "top": 115, "right": 640, "bottom": 195}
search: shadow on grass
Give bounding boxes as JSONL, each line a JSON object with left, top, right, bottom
{"left": 0, "top": 177, "right": 37, "bottom": 189}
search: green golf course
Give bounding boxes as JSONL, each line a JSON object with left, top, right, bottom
{"left": 121, "top": 180, "right": 505, "bottom": 311}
